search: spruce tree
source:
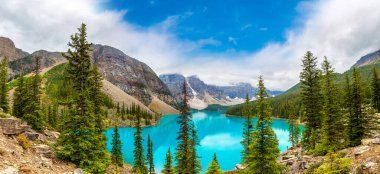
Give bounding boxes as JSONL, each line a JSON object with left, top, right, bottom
{"left": 299, "top": 51, "right": 323, "bottom": 150}
{"left": 133, "top": 114, "right": 148, "bottom": 173}
{"left": 146, "top": 134, "right": 155, "bottom": 174}
{"left": 371, "top": 68, "right": 380, "bottom": 111}
{"left": 162, "top": 148, "right": 174, "bottom": 174}
{"left": 205, "top": 153, "right": 223, "bottom": 174}
{"left": 56, "top": 23, "right": 110, "bottom": 173}
{"left": 0, "top": 57, "right": 9, "bottom": 113}
{"left": 13, "top": 72, "right": 26, "bottom": 117}
{"left": 288, "top": 113, "right": 300, "bottom": 147}
{"left": 89, "top": 64, "right": 105, "bottom": 133}
{"left": 348, "top": 68, "right": 365, "bottom": 147}
{"left": 247, "top": 76, "right": 282, "bottom": 174}
{"left": 189, "top": 122, "right": 201, "bottom": 174}
{"left": 241, "top": 94, "right": 253, "bottom": 163}
{"left": 23, "top": 56, "right": 43, "bottom": 131}
{"left": 111, "top": 126, "right": 124, "bottom": 173}
{"left": 175, "top": 81, "right": 191, "bottom": 173}
{"left": 314, "top": 57, "right": 344, "bottom": 154}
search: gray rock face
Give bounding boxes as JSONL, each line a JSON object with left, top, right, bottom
{"left": 91, "top": 44, "right": 174, "bottom": 106}
{"left": 0, "top": 118, "right": 30, "bottom": 135}
{"left": 353, "top": 49, "right": 380, "bottom": 67}
{"left": 0, "top": 37, "right": 28, "bottom": 61}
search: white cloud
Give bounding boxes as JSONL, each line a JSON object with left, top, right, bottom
{"left": 1, "top": 0, "right": 380, "bottom": 90}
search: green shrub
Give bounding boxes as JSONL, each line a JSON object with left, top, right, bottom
{"left": 17, "top": 134, "right": 32, "bottom": 149}
{"left": 0, "top": 112, "right": 8, "bottom": 118}
{"left": 305, "top": 161, "right": 323, "bottom": 174}
{"left": 313, "top": 153, "right": 351, "bottom": 174}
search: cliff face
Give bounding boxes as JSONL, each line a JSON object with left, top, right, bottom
{"left": 353, "top": 49, "right": 380, "bottom": 67}
{"left": 0, "top": 37, "right": 28, "bottom": 61}
{"left": 91, "top": 44, "right": 175, "bottom": 106}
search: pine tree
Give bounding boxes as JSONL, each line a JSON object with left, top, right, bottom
{"left": 146, "top": 134, "right": 155, "bottom": 174}
{"left": 247, "top": 76, "right": 282, "bottom": 174}
{"left": 56, "top": 23, "right": 110, "bottom": 173}
{"left": 133, "top": 114, "right": 148, "bottom": 173}
{"left": 314, "top": 57, "right": 344, "bottom": 154}
{"left": 188, "top": 122, "right": 201, "bottom": 174}
{"left": 371, "top": 68, "right": 380, "bottom": 111}
{"left": 299, "top": 51, "right": 323, "bottom": 150}
{"left": 241, "top": 94, "right": 253, "bottom": 163}
{"left": 348, "top": 68, "right": 365, "bottom": 147}
{"left": 13, "top": 72, "right": 26, "bottom": 117}
{"left": 111, "top": 126, "right": 124, "bottom": 173}
{"left": 162, "top": 148, "right": 174, "bottom": 174}
{"left": 175, "top": 81, "right": 192, "bottom": 173}
{"left": 205, "top": 153, "right": 223, "bottom": 174}
{"left": 0, "top": 57, "right": 9, "bottom": 113}
{"left": 89, "top": 64, "right": 104, "bottom": 133}
{"left": 23, "top": 56, "right": 43, "bottom": 131}
{"left": 288, "top": 109, "right": 300, "bottom": 148}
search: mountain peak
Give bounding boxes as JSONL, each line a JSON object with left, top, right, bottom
{"left": 0, "top": 36, "right": 28, "bottom": 61}
{"left": 352, "top": 49, "right": 380, "bottom": 67}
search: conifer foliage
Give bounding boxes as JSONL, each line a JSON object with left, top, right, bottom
{"left": 56, "top": 23, "right": 110, "bottom": 173}
{"left": 241, "top": 94, "right": 253, "bottom": 163}
{"left": 299, "top": 51, "right": 323, "bottom": 150}
{"left": 133, "top": 114, "right": 148, "bottom": 173}
{"left": 0, "top": 57, "right": 9, "bottom": 113}
{"left": 205, "top": 153, "right": 223, "bottom": 174}
{"left": 147, "top": 134, "right": 155, "bottom": 174}
{"left": 371, "top": 68, "right": 380, "bottom": 112}
{"left": 111, "top": 126, "right": 123, "bottom": 173}
{"left": 162, "top": 148, "right": 174, "bottom": 174}
{"left": 247, "top": 76, "right": 282, "bottom": 174}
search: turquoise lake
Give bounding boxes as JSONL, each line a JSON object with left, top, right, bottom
{"left": 105, "top": 111, "right": 296, "bottom": 173}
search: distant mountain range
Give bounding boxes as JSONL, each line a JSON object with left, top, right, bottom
{"left": 353, "top": 49, "right": 380, "bottom": 67}
{"left": 159, "top": 74, "right": 283, "bottom": 110}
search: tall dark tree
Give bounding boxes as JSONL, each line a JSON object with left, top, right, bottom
{"left": 133, "top": 114, "right": 148, "bottom": 173}
{"left": 371, "top": 68, "right": 380, "bottom": 111}
{"left": 299, "top": 51, "right": 323, "bottom": 150}
{"left": 89, "top": 65, "right": 104, "bottom": 133}
{"left": 162, "top": 148, "right": 174, "bottom": 174}
{"left": 315, "top": 57, "right": 344, "bottom": 154}
{"left": 0, "top": 57, "right": 9, "bottom": 113}
{"left": 247, "top": 76, "right": 282, "bottom": 174}
{"left": 348, "top": 68, "right": 365, "bottom": 147}
{"left": 175, "top": 82, "right": 192, "bottom": 173}
{"left": 241, "top": 94, "right": 253, "bottom": 163}
{"left": 288, "top": 107, "right": 301, "bottom": 148}
{"left": 205, "top": 153, "right": 222, "bottom": 174}
{"left": 13, "top": 72, "right": 26, "bottom": 117}
{"left": 188, "top": 122, "right": 201, "bottom": 174}
{"left": 146, "top": 134, "right": 155, "bottom": 174}
{"left": 56, "top": 23, "right": 110, "bottom": 173}
{"left": 111, "top": 126, "right": 123, "bottom": 173}
{"left": 23, "top": 56, "right": 43, "bottom": 131}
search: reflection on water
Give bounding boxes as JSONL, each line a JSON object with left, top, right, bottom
{"left": 104, "top": 111, "right": 300, "bottom": 173}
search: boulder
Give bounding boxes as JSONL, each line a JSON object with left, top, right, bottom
{"left": 363, "top": 162, "right": 376, "bottom": 169}
{"left": 25, "top": 132, "right": 39, "bottom": 141}
{"left": 43, "top": 130, "right": 60, "bottom": 142}
{"left": 74, "top": 168, "right": 85, "bottom": 174}
{"left": 373, "top": 137, "right": 380, "bottom": 144}
{"left": 235, "top": 164, "right": 246, "bottom": 170}
{"left": 282, "top": 155, "right": 295, "bottom": 160}
{"left": 31, "top": 144, "right": 53, "bottom": 158}
{"left": 0, "top": 118, "right": 30, "bottom": 135}
{"left": 354, "top": 145, "right": 370, "bottom": 156}
{"left": 41, "top": 156, "right": 53, "bottom": 168}
{"left": 0, "top": 167, "right": 18, "bottom": 174}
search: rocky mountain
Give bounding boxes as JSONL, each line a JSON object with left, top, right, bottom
{"left": 353, "top": 49, "right": 380, "bottom": 67}
{"left": 160, "top": 74, "right": 283, "bottom": 109}
{"left": 91, "top": 44, "right": 175, "bottom": 106}
{"left": 0, "top": 36, "right": 177, "bottom": 114}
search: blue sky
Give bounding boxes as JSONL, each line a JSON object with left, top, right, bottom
{"left": 1, "top": 0, "right": 380, "bottom": 90}
{"left": 102, "top": 0, "right": 302, "bottom": 54}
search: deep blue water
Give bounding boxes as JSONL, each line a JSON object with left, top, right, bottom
{"left": 105, "top": 111, "right": 296, "bottom": 173}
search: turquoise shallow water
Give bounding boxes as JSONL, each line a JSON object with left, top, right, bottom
{"left": 105, "top": 111, "right": 296, "bottom": 173}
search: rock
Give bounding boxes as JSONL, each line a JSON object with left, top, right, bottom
{"left": 31, "top": 144, "right": 53, "bottom": 158}
{"left": 41, "top": 156, "right": 53, "bottom": 168}
{"left": 63, "top": 173, "right": 74, "bottom": 174}
{"left": 37, "top": 134, "right": 47, "bottom": 143}
{"left": 0, "top": 166, "right": 19, "bottom": 174}
{"left": 355, "top": 145, "right": 370, "bottom": 156}
{"left": 362, "top": 138, "right": 373, "bottom": 145}
{"left": 363, "top": 162, "right": 376, "bottom": 169}
{"left": 25, "top": 132, "right": 39, "bottom": 141}
{"left": 235, "top": 164, "right": 246, "bottom": 170}
{"left": 43, "top": 130, "right": 60, "bottom": 142}
{"left": 0, "top": 118, "right": 30, "bottom": 135}
{"left": 74, "top": 168, "right": 85, "bottom": 174}
{"left": 282, "top": 155, "right": 295, "bottom": 160}
{"left": 373, "top": 137, "right": 380, "bottom": 144}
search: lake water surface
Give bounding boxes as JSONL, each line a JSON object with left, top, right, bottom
{"left": 105, "top": 111, "right": 295, "bottom": 173}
